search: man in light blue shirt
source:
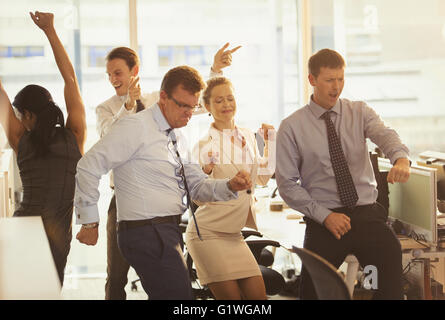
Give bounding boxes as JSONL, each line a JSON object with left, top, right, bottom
{"left": 74, "top": 65, "right": 252, "bottom": 300}
{"left": 276, "top": 49, "right": 410, "bottom": 299}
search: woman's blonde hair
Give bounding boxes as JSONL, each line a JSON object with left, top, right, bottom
{"left": 202, "top": 76, "right": 233, "bottom": 106}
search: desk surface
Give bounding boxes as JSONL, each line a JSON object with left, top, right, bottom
{"left": 0, "top": 217, "right": 61, "bottom": 299}
{"left": 255, "top": 197, "right": 306, "bottom": 249}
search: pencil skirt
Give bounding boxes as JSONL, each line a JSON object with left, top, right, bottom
{"left": 185, "top": 229, "right": 262, "bottom": 285}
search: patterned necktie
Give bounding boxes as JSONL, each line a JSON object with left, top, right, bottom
{"left": 321, "top": 111, "right": 358, "bottom": 208}
{"left": 166, "top": 129, "right": 202, "bottom": 240}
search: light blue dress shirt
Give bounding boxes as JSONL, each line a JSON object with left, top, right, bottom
{"left": 276, "top": 97, "right": 409, "bottom": 225}
{"left": 74, "top": 103, "right": 237, "bottom": 224}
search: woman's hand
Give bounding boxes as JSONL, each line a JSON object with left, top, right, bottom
{"left": 202, "top": 151, "right": 219, "bottom": 175}
{"left": 212, "top": 43, "right": 241, "bottom": 73}
{"left": 30, "top": 11, "right": 55, "bottom": 33}
{"left": 259, "top": 123, "right": 275, "bottom": 141}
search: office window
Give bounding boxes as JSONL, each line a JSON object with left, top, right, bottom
{"left": 87, "top": 46, "right": 113, "bottom": 67}
{"left": 137, "top": 0, "right": 300, "bottom": 140}
{"left": 158, "top": 45, "right": 215, "bottom": 67}
{"left": 311, "top": 0, "right": 445, "bottom": 157}
{"left": 0, "top": 46, "right": 44, "bottom": 58}
{"left": 0, "top": 0, "right": 130, "bottom": 148}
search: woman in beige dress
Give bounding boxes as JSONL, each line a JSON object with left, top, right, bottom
{"left": 185, "top": 76, "right": 275, "bottom": 299}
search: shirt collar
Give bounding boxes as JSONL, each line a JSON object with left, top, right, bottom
{"left": 152, "top": 103, "right": 172, "bottom": 132}
{"left": 208, "top": 123, "right": 243, "bottom": 141}
{"left": 118, "top": 94, "right": 127, "bottom": 102}
{"left": 308, "top": 95, "right": 341, "bottom": 119}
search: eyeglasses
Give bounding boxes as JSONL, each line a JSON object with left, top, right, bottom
{"left": 169, "top": 95, "right": 200, "bottom": 112}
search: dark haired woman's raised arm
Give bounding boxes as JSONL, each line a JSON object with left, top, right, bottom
{"left": 0, "top": 80, "right": 26, "bottom": 153}
{"left": 30, "top": 11, "right": 86, "bottom": 154}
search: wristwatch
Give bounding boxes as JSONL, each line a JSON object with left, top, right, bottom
{"left": 82, "top": 222, "right": 99, "bottom": 229}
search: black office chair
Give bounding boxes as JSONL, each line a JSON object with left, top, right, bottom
{"left": 242, "top": 232, "right": 285, "bottom": 296}
{"left": 291, "top": 246, "right": 351, "bottom": 300}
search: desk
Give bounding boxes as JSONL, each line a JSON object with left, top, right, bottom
{"left": 399, "top": 237, "right": 445, "bottom": 298}
{"left": 0, "top": 149, "right": 15, "bottom": 217}
{"left": 255, "top": 197, "right": 305, "bottom": 249}
{"left": 0, "top": 217, "right": 61, "bottom": 299}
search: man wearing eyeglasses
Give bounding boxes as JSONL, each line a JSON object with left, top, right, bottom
{"left": 95, "top": 44, "right": 240, "bottom": 300}
{"left": 74, "top": 65, "right": 252, "bottom": 300}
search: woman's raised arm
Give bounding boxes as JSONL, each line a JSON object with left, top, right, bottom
{"left": 30, "top": 11, "right": 86, "bottom": 154}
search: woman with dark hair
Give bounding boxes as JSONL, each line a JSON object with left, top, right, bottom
{"left": 0, "top": 11, "right": 86, "bottom": 286}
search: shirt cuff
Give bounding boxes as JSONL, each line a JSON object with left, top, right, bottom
{"left": 223, "top": 178, "right": 238, "bottom": 199}
{"left": 389, "top": 152, "right": 410, "bottom": 166}
{"left": 210, "top": 68, "right": 223, "bottom": 78}
{"left": 114, "top": 102, "right": 134, "bottom": 120}
{"left": 75, "top": 204, "right": 100, "bottom": 225}
{"left": 311, "top": 205, "right": 333, "bottom": 225}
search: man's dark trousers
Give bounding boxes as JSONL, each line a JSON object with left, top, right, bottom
{"left": 300, "top": 203, "right": 403, "bottom": 300}
{"left": 105, "top": 195, "right": 130, "bottom": 300}
{"left": 117, "top": 220, "right": 193, "bottom": 300}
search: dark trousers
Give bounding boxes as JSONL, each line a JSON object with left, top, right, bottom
{"left": 117, "top": 221, "right": 193, "bottom": 300}
{"left": 300, "top": 203, "right": 403, "bottom": 300}
{"left": 105, "top": 195, "right": 130, "bottom": 300}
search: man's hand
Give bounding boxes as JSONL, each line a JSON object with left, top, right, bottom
{"left": 76, "top": 227, "right": 99, "bottom": 246}
{"left": 228, "top": 170, "right": 252, "bottom": 192}
{"left": 212, "top": 43, "right": 242, "bottom": 73}
{"left": 323, "top": 212, "right": 351, "bottom": 240}
{"left": 387, "top": 158, "right": 410, "bottom": 184}
{"left": 30, "top": 11, "right": 54, "bottom": 33}
{"left": 125, "top": 76, "right": 141, "bottom": 110}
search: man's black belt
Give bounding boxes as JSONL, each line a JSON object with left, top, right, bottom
{"left": 117, "top": 215, "right": 181, "bottom": 231}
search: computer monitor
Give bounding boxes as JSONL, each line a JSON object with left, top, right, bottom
{"left": 417, "top": 151, "right": 445, "bottom": 201}
{"left": 378, "top": 158, "right": 438, "bottom": 246}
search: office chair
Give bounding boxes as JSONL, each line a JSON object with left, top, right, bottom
{"left": 243, "top": 233, "right": 285, "bottom": 296}
{"left": 291, "top": 246, "right": 351, "bottom": 300}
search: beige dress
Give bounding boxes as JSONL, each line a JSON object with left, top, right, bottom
{"left": 185, "top": 125, "right": 273, "bottom": 285}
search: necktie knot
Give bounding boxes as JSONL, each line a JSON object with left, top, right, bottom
{"left": 321, "top": 111, "right": 333, "bottom": 121}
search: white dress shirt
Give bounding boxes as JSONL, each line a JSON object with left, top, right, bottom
{"left": 96, "top": 92, "right": 159, "bottom": 138}
{"left": 186, "top": 125, "right": 274, "bottom": 234}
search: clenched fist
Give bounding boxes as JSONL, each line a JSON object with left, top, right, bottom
{"left": 76, "top": 227, "right": 99, "bottom": 246}
{"left": 323, "top": 212, "right": 351, "bottom": 240}
{"left": 387, "top": 158, "right": 410, "bottom": 184}
{"left": 30, "top": 11, "right": 54, "bottom": 33}
{"left": 228, "top": 170, "right": 252, "bottom": 192}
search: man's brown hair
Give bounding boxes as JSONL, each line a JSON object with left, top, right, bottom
{"left": 308, "top": 48, "right": 345, "bottom": 78}
{"left": 106, "top": 47, "right": 140, "bottom": 70}
{"left": 160, "top": 65, "right": 205, "bottom": 97}
{"left": 202, "top": 76, "right": 233, "bottom": 106}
